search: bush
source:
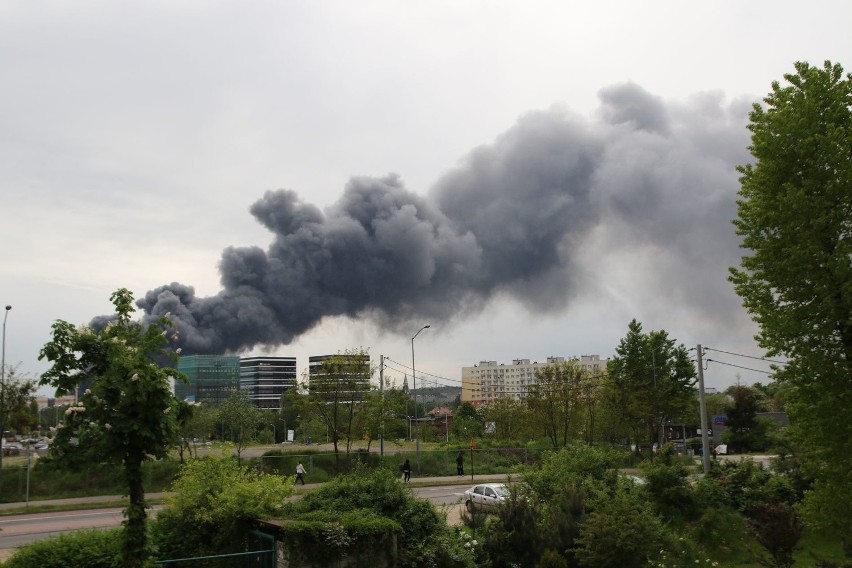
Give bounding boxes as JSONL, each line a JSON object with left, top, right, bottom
{"left": 747, "top": 502, "right": 802, "bottom": 568}
{"left": 149, "top": 446, "right": 294, "bottom": 561}
{"left": 640, "top": 444, "right": 696, "bottom": 521}
{"left": 288, "top": 468, "right": 474, "bottom": 567}
{"left": 572, "top": 486, "right": 671, "bottom": 568}
{"left": 523, "top": 444, "right": 623, "bottom": 502}
{"left": 481, "top": 491, "right": 544, "bottom": 567}
{"left": 2, "top": 529, "right": 123, "bottom": 568}
{"left": 709, "top": 458, "right": 795, "bottom": 512}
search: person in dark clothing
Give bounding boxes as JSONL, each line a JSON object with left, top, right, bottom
{"left": 456, "top": 452, "right": 464, "bottom": 476}
{"left": 401, "top": 459, "right": 411, "bottom": 483}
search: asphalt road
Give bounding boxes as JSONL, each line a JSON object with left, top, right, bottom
{"left": 0, "top": 506, "right": 138, "bottom": 549}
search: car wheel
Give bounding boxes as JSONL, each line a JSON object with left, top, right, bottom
{"left": 465, "top": 500, "right": 474, "bottom": 513}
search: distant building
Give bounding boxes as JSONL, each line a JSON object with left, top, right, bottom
{"left": 239, "top": 356, "right": 297, "bottom": 411}
{"left": 308, "top": 353, "right": 371, "bottom": 402}
{"left": 175, "top": 355, "right": 240, "bottom": 405}
{"left": 35, "top": 395, "right": 77, "bottom": 409}
{"left": 427, "top": 405, "right": 454, "bottom": 438}
{"left": 461, "top": 355, "right": 608, "bottom": 405}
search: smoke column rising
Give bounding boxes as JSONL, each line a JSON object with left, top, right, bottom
{"left": 130, "top": 83, "right": 752, "bottom": 354}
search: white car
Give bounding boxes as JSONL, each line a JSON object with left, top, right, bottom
{"left": 464, "top": 483, "right": 509, "bottom": 512}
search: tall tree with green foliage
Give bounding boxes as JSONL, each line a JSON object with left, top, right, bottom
{"left": 527, "top": 360, "right": 586, "bottom": 450}
{"left": 38, "top": 289, "right": 184, "bottom": 567}
{"left": 219, "top": 390, "right": 263, "bottom": 463}
{"left": 729, "top": 60, "right": 852, "bottom": 552}
{"left": 0, "top": 365, "right": 36, "bottom": 484}
{"left": 451, "top": 401, "right": 483, "bottom": 440}
{"left": 723, "top": 385, "right": 761, "bottom": 454}
{"left": 297, "top": 349, "right": 372, "bottom": 456}
{"left": 604, "top": 320, "right": 695, "bottom": 450}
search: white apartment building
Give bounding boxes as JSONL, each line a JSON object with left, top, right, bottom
{"left": 461, "top": 355, "right": 608, "bottom": 406}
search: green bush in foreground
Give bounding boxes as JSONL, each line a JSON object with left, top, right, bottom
{"left": 1, "top": 529, "right": 123, "bottom": 568}
{"left": 149, "top": 446, "right": 294, "bottom": 561}
{"left": 287, "top": 467, "right": 475, "bottom": 567}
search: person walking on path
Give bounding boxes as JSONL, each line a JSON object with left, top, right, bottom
{"left": 295, "top": 461, "right": 306, "bottom": 485}
{"left": 401, "top": 459, "right": 411, "bottom": 483}
{"left": 456, "top": 452, "right": 464, "bottom": 476}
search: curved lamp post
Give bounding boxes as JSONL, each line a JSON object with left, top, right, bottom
{"left": 0, "top": 305, "right": 11, "bottom": 482}
{"left": 411, "top": 324, "right": 430, "bottom": 475}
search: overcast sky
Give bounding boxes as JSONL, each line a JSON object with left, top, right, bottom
{"left": 2, "top": 2, "right": 849, "bottom": 396}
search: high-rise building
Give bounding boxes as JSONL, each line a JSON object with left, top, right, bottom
{"left": 175, "top": 355, "right": 240, "bottom": 405}
{"left": 308, "top": 353, "right": 371, "bottom": 402}
{"left": 239, "top": 356, "right": 297, "bottom": 410}
{"left": 461, "top": 355, "right": 607, "bottom": 405}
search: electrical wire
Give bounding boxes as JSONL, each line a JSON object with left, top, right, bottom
{"left": 703, "top": 347, "right": 787, "bottom": 365}
{"left": 705, "top": 358, "right": 774, "bottom": 375}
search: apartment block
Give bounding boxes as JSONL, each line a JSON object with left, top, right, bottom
{"left": 461, "top": 355, "right": 607, "bottom": 405}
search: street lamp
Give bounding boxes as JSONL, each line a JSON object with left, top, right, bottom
{"left": 1, "top": 305, "right": 10, "bottom": 393}
{"left": 411, "top": 324, "right": 430, "bottom": 475}
{"left": 0, "top": 306, "right": 11, "bottom": 478}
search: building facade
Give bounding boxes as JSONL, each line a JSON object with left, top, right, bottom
{"left": 461, "top": 355, "right": 607, "bottom": 405}
{"left": 175, "top": 355, "right": 240, "bottom": 405}
{"left": 239, "top": 356, "right": 297, "bottom": 410}
{"left": 308, "top": 353, "right": 371, "bottom": 402}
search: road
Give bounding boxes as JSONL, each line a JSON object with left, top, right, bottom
{"left": 0, "top": 506, "right": 137, "bottom": 549}
{"left": 0, "top": 483, "right": 474, "bottom": 552}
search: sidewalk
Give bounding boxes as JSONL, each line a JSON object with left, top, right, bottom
{"left": 0, "top": 473, "right": 513, "bottom": 512}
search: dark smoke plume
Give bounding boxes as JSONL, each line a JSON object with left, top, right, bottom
{"left": 128, "top": 83, "right": 751, "bottom": 354}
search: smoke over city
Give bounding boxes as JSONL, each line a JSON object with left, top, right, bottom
{"left": 129, "top": 84, "right": 752, "bottom": 355}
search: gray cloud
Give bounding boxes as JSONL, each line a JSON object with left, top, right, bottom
{"left": 129, "top": 84, "right": 751, "bottom": 354}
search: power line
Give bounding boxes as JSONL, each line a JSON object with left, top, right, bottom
{"left": 703, "top": 347, "right": 787, "bottom": 365}
{"left": 705, "top": 358, "right": 775, "bottom": 375}
{"left": 382, "top": 357, "right": 463, "bottom": 386}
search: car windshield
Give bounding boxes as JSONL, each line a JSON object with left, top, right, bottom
{"left": 493, "top": 485, "right": 510, "bottom": 497}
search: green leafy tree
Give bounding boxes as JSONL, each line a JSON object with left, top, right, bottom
{"left": 38, "top": 288, "right": 183, "bottom": 568}
{"left": 527, "top": 360, "right": 586, "bottom": 450}
{"left": 219, "top": 390, "right": 262, "bottom": 463}
{"left": 298, "top": 349, "right": 372, "bottom": 457}
{"left": 174, "top": 401, "right": 217, "bottom": 461}
{"left": 480, "top": 397, "right": 529, "bottom": 442}
{"left": 0, "top": 365, "right": 36, "bottom": 477}
{"left": 353, "top": 383, "right": 407, "bottom": 451}
{"left": 603, "top": 320, "right": 696, "bottom": 450}
{"left": 723, "top": 385, "right": 761, "bottom": 453}
{"left": 451, "top": 401, "right": 483, "bottom": 440}
{"left": 729, "top": 60, "right": 852, "bottom": 551}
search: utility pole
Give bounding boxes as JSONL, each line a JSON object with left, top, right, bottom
{"left": 379, "top": 354, "right": 384, "bottom": 458}
{"left": 696, "top": 344, "right": 711, "bottom": 474}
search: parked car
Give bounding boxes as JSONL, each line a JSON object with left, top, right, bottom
{"left": 464, "top": 483, "right": 509, "bottom": 512}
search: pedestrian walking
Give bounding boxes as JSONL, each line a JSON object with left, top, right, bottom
{"left": 456, "top": 452, "right": 464, "bottom": 476}
{"left": 401, "top": 458, "right": 411, "bottom": 483}
{"left": 295, "top": 461, "right": 306, "bottom": 485}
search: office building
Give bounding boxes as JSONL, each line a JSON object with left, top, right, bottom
{"left": 239, "top": 356, "right": 297, "bottom": 410}
{"left": 308, "top": 353, "right": 371, "bottom": 402}
{"left": 175, "top": 355, "right": 240, "bottom": 405}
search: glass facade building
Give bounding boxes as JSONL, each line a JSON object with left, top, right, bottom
{"left": 175, "top": 355, "right": 240, "bottom": 405}
{"left": 239, "top": 356, "right": 297, "bottom": 410}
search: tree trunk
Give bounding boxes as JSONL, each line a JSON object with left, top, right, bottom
{"left": 122, "top": 451, "right": 148, "bottom": 568}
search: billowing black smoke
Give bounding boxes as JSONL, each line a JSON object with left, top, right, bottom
{"left": 129, "top": 83, "right": 752, "bottom": 354}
